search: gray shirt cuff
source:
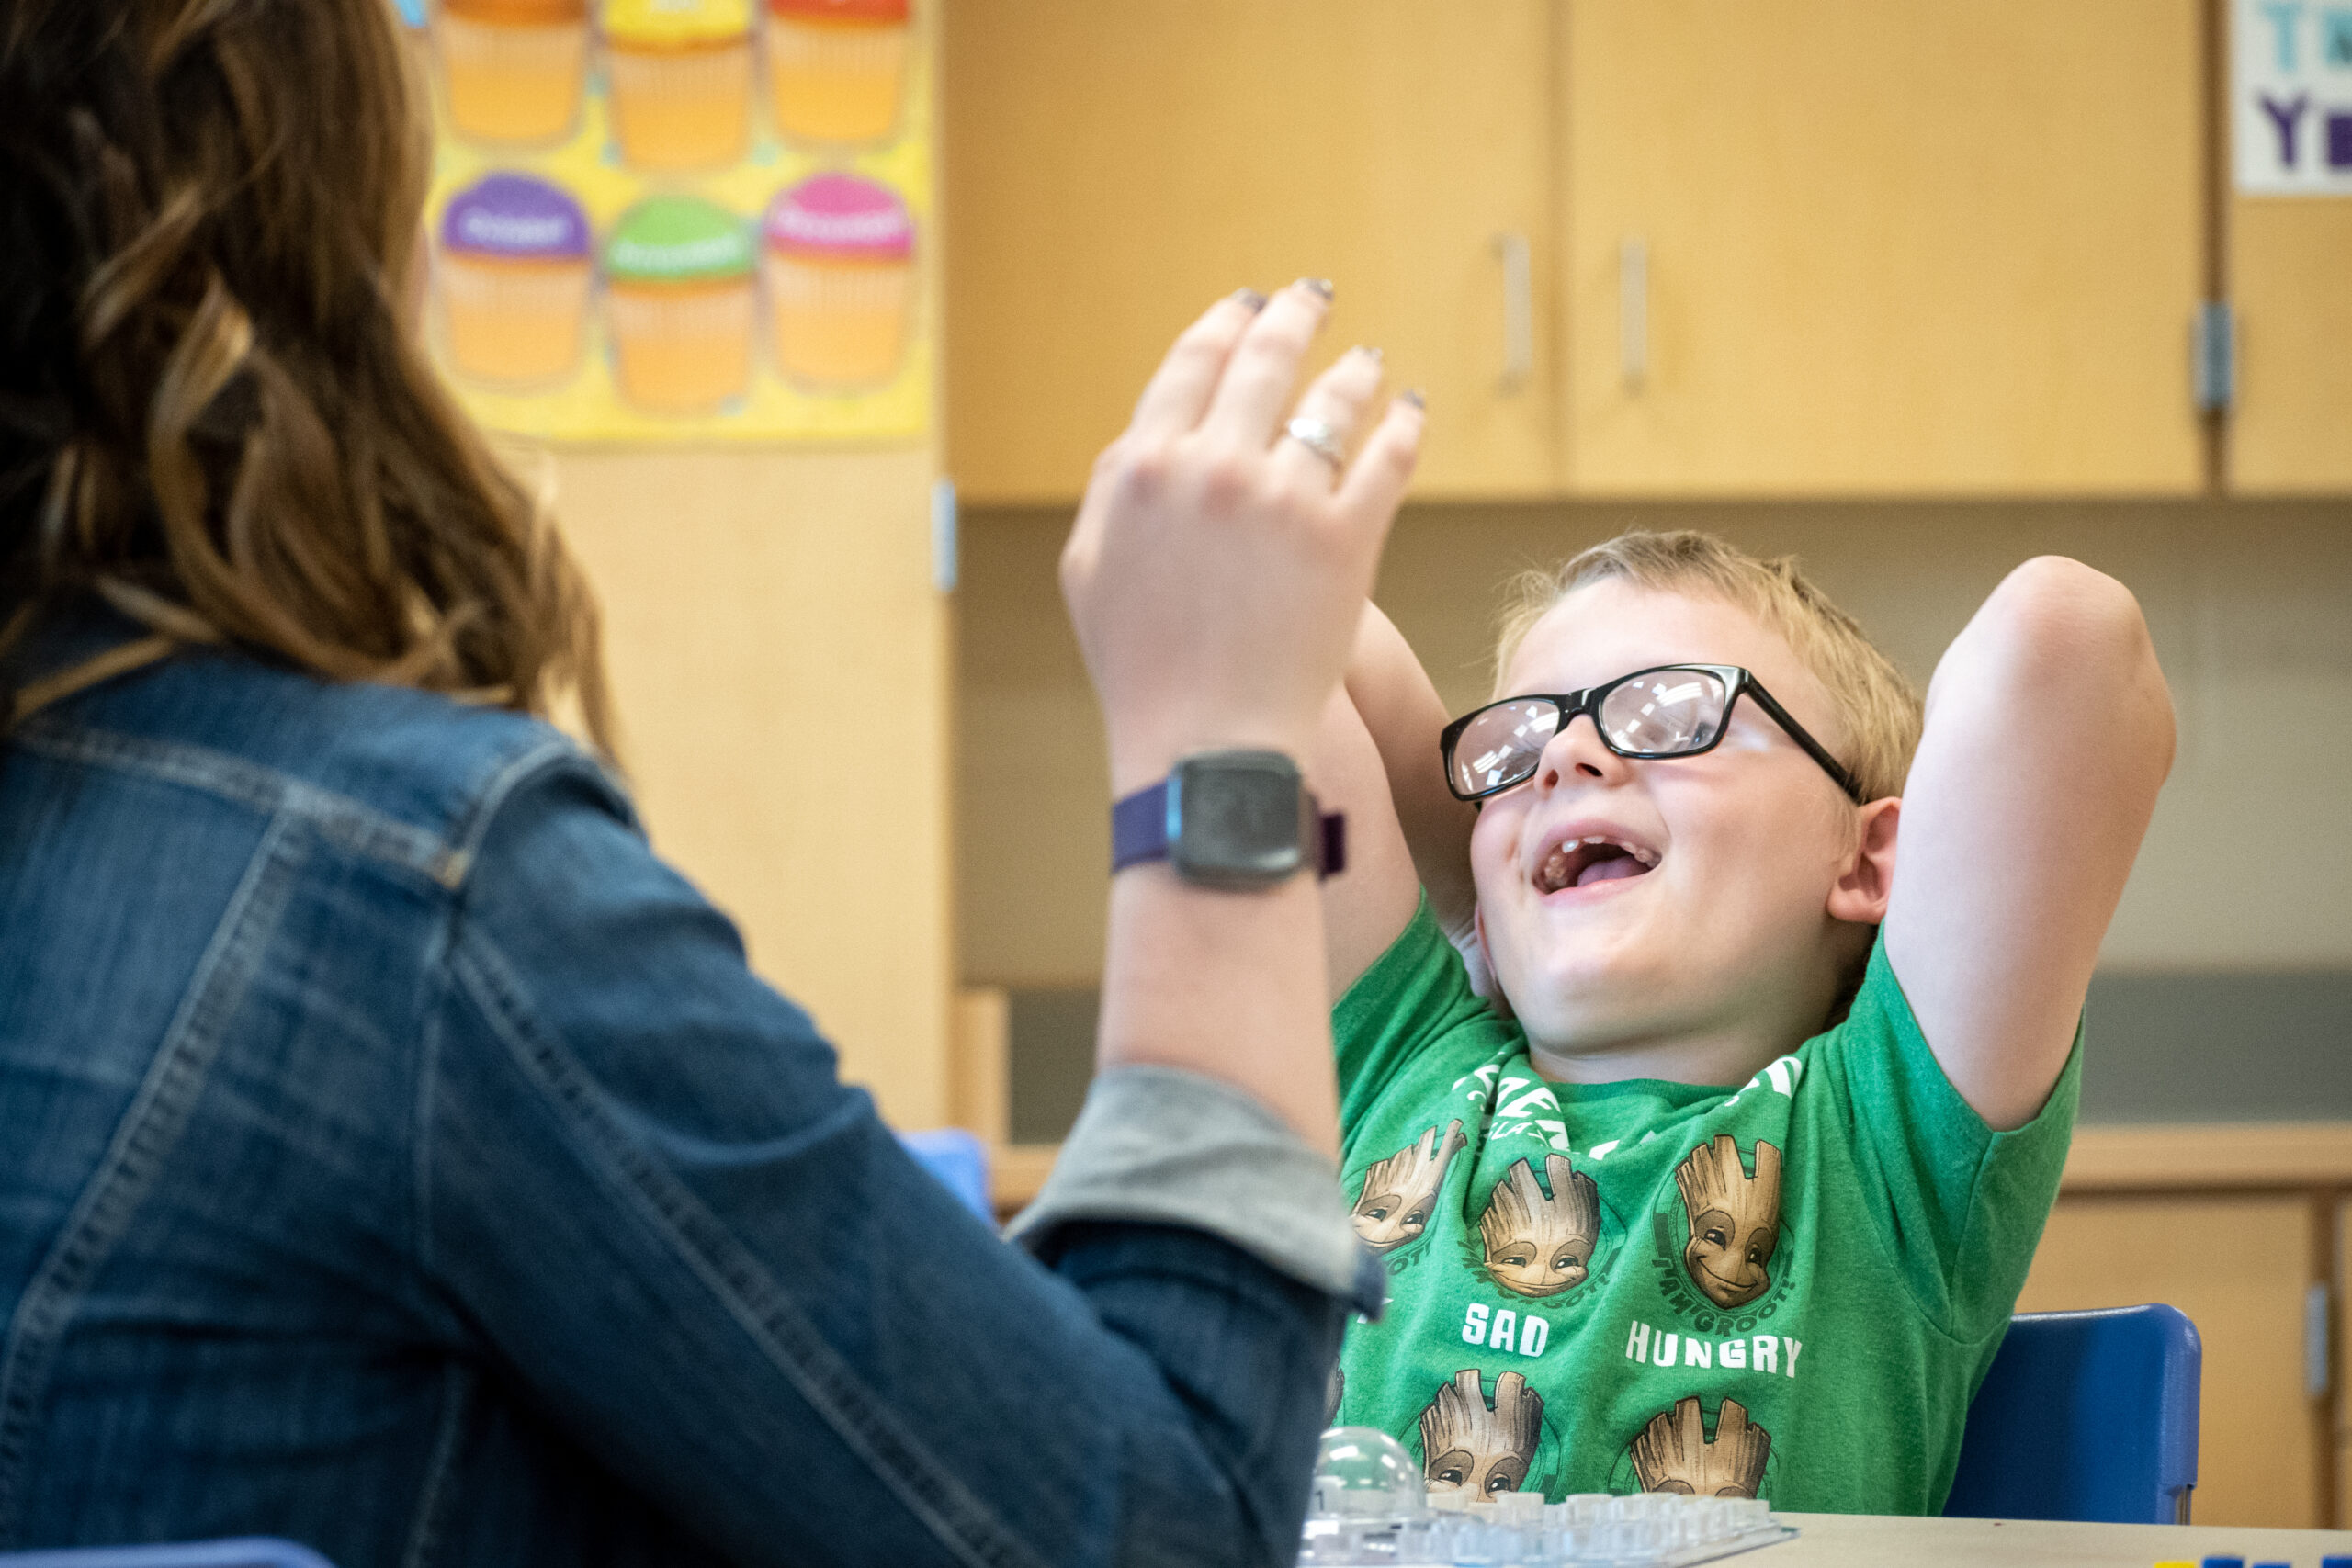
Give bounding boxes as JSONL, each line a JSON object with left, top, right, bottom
{"left": 1006, "top": 1066, "right": 1385, "bottom": 1318}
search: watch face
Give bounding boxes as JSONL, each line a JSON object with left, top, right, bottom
{"left": 1170, "top": 752, "right": 1306, "bottom": 886}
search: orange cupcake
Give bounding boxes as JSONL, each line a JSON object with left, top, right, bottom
{"left": 604, "top": 196, "right": 757, "bottom": 415}
{"left": 604, "top": 0, "right": 754, "bottom": 171}
{"left": 764, "top": 0, "right": 909, "bottom": 148}
{"left": 762, "top": 173, "right": 912, "bottom": 389}
{"left": 436, "top": 0, "right": 590, "bottom": 147}
{"left": 435, "top": 174, "right": 594, "bottom": 389}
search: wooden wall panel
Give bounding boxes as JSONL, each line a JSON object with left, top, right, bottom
{"left": 555, "top": 448, "right": 953, "bottom": 1127}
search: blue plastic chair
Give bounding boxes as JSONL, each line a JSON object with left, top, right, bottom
{"left": 0, "top": 1541, "right": 334, "bottom": 1568}
{"left": 897, "top": 1127, "right": 993, "bottom": 1221}
{"left": 1943, "top": 1303, "right": 2201, "bottom": 1524}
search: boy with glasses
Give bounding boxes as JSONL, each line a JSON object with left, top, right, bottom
{"left": 1311, "top": 531, "right": 2173, "bottom": 1507}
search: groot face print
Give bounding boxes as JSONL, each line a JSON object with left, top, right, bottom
{"left": 1630, "top": 1395, "right": 1770, "bottom": 1498}
{"left": 1419, "top": 1369, "right": 1544, "bottom": 1497}
{"left": 1674, "top": 1134, "right": 1783, "bottom": 1309}
{"left": 1476, "top": 1154, "right": 1600, "bottom": 1297}
{"left": 1351, "top": 1120, "right": 1468, "bottom": 1254}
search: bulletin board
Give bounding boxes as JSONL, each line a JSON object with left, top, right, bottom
{"left": 401, "top": 0, "right": 931, "bottom": 445}
{"left": 2235, "top": 0, "right": 2352, "bottom": 194}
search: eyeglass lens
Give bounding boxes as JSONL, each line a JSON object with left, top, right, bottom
{"left": 1448, "top": 670, "right": 1733, "bottom": 798}
{"left": 1597, "top": 670, "right": 1731, "bottom": 755}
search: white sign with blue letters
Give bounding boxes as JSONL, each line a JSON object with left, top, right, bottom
{"left": 2238, "top": 0, "right": 2352, "bottom": 192}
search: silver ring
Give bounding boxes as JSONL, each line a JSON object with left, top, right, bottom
{"left": 1283, "top": 416, "right": 1347, "bottom": 470}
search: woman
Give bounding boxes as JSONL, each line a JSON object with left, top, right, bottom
{"left": 0, "top": 0, "right": 1423, "bottom": 1562}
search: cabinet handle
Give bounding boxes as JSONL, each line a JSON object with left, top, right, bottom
{"left": 1620, "top": 236, "right": 1648, "bottom": 392}
{"left": 2307, "top": 1281, "right": 2332, "bottom": 1401}
{"left": 1493, "top": 231, "right": 1532, "bottom": 394}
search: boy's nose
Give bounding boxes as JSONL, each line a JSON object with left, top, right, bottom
{"left": 1535, "top": 714, "right": 1632, "bottom": 793}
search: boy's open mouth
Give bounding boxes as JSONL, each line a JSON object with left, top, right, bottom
{"left": 1535, "top": 835, "right": 1660, "bottom": 894}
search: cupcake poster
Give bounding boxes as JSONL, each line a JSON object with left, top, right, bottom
{"left": 407, "top": 0, "right": 931, "bottom": 444}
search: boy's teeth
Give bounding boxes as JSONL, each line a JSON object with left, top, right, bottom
{"left": 1537, "top": 834, "right": 1660, "bottom": 893}
{"left": 1572, "top": 834, "right": 1658, "bottom": 868}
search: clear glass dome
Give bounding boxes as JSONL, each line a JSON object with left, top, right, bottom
{"left": 1306, "top": 1427, "right": 1426, "bottom": 1519}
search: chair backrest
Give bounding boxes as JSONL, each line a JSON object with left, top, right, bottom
{"left": 1943, "top": 1303, "right": 2201, "bottom": 1525}
{"left": 897, "top": 1127, "right": 993, "bottom": 1221}
{"left": 0, "top": 1540, "right": 335, "bottom": 1568}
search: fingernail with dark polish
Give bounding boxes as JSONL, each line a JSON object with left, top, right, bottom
{"left": 1231, "top": 288, "right": 1269, "bottom": 311}
{"left": 1400, "top": 388, "right": 1426, "bottom": 409}
{"left": 1298, "top": 277, "right": 1336, "bottom": 300}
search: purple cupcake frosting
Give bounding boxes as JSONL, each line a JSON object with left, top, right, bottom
{"left": 440, "top": 174, "right": 592, "bottom": 261}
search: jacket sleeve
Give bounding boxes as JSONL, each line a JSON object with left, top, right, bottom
{"left": 417, "top": 748, "right": 1352, "bottom": 1568}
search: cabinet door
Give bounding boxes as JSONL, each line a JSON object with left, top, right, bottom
{"left": 557, "top": 450, "right": 954, "bottom": 1130}
{"left": 2232, "top": 200, "right": 2352, "bottom": 491}
{"left": 1564, "top": 0, "right": 2205, "bottom": 495}
{"left": 945, "top": 0, "right": 1556, "bottom": 502}
{"left": 2018, "top": 1194, "right": 2322, "bottom": 1528}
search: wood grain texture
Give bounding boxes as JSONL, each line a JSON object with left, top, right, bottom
{"left": 1563, "top": 0, "right": 2206, "bottom": 495}
{"left": 553, "top": 448, "right": 953, "bottom": 1127}
{"left": 2018, "top": 1193, "right": 2319, "bottom": 1527}
{"left": 993, "top": 1144, "right": 1058, "bottom": 1214}
{"left": 952, "top": 986, "right": 1011, "bottom": 1145}
{"left": 944, "top": 0, "right": 1559, "bottom": 502}
{"left": 2231, "top": 199, "right": 2352, "bottom": 493}
{"left": 2064, "top": 1122, "right": 2352, "bottom": 1190}
{"left": 2340, "top": 1199, "right": 2351, "bottom": 1529}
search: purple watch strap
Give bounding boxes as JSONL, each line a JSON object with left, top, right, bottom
{"left": 1110, "top": 778, "right": 1173, "bottom": 874}
{"left": 1319, "top": 811, "right": 1347, "bottom": 877}
{"left": 1109, "top": 778, "right": 1347, "bottom": 878}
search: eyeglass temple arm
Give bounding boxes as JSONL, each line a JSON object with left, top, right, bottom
{"left": 1740, "top": 682, "right": 1868, "bottom": 803}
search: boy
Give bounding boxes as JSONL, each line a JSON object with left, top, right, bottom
{"left": 1313, "top": 531, "right": 2173, "bottom": 1510}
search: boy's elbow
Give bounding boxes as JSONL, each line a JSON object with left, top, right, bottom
{"left": 1989, "top": 557, "right": 2154, "bottom": 677}
{"left": 1987, "top": 557, "right": 2176, "bottom": 769}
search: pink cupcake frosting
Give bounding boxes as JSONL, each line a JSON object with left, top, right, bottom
{"left": 763, "top": 175, "right": 912, "bottom": 261}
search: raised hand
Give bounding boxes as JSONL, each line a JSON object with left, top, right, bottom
{"left": 1061, "top": 282, "right": 1425, "bottom": 796}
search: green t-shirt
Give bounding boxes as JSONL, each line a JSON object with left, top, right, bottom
{"left": 1331, "top": 901, "right": 2079, "bottom": 1514}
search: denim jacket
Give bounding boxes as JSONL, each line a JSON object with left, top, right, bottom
{"left": 0, "top": 622, "right": 1364, "bottom": 1567}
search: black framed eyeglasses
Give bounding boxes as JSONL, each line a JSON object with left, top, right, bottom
{"left": 1439, "top": 664, "right": 1863, "bottom": 804}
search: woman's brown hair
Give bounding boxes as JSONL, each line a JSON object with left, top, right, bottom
{"left": 0, "top": 0, "right": 612, "bottom": 749}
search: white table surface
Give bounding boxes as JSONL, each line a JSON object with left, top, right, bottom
{"left": 1767, "top": 1512, "right": 2352, "bottom": 1567}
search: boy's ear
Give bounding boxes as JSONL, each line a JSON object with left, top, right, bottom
{"left": 1826, "top": 797, "right": 1900, "bottom": 926}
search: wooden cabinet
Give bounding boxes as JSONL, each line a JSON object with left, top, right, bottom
{"left": 2018, "top": 1193, "right": 2321, "bottom": 1529}
{"left": 556, "top": 450, "right": 955, "bottom": 1129}
{"left": 945, "top": 0, "right": 2229, "bottom": 504}
{"left": 2231, "top": 199, "right": 2352, "bottom": 491}
{"left": 1561, "top": 0, "right": 2207, "bottom": 495}
{"left": 944, "top": 0, "right": 1559, "bottom": 502}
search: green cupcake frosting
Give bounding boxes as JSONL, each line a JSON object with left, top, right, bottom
{"left": 605, "top": 196, "right": 755, "bottom": 283}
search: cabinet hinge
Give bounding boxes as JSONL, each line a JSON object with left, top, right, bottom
{"left": 931, "top": 477, "right": 958, "bottom": 593}
{"left": 2193, "top": 300, "right": 2235, "bottom": 415}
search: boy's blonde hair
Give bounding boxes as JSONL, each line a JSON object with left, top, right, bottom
{"left": 1494, "top": 532, "right": 1923, "bottom": 804}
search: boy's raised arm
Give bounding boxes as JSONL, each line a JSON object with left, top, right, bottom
{"left": 1883, "top": 556, "right": 2176, "bottom": 1131}
{"left": 1309, "top": 604, "right": 1480, "bottom": 1001}
{"left": 1347, "top": 604, "right": 1480, "bottom": 941}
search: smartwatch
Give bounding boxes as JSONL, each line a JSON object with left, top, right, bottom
{"left": 1111, "top": 750, "right": 1346, "bottom": 889}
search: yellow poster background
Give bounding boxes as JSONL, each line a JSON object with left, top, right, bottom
{"left": 413, "top": 6, "right": 931, "bottom": 445}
